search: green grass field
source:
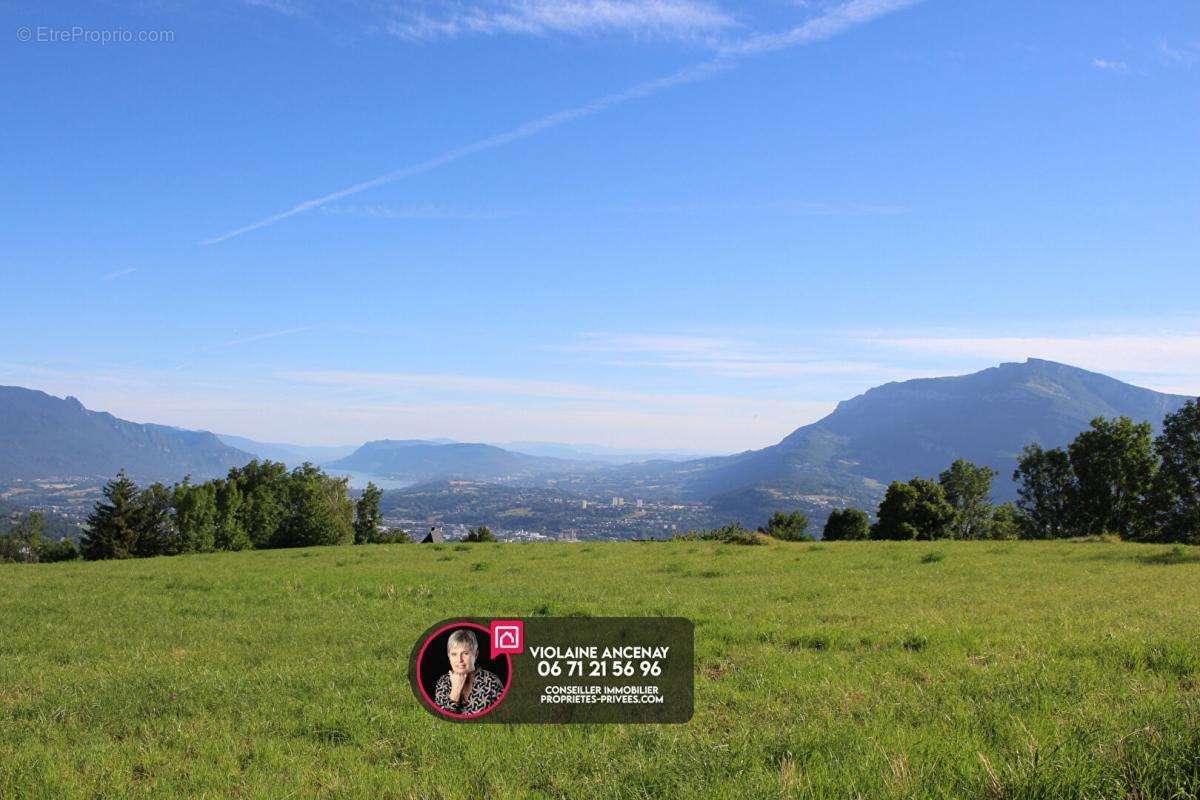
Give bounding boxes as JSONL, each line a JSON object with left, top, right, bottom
{"left": 3, "top": 540, "right": 1200, "bottom": 799}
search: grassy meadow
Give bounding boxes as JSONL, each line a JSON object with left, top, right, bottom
{"left": 2, "top": 539, "right": 1200, "bottom": 799}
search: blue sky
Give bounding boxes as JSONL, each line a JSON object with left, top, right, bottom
{"left": 2, "top": 0, "right": 1198, "bottom": 451}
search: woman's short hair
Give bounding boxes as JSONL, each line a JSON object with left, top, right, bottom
{"left": 447, "top": 628, "right": 479, "bottom": 655}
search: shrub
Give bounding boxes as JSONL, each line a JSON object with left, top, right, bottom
{"left": 38, "top": 538, "right": 81, "bottom": 562}
{"left": 987, "top": 504, "right": 1023, "bottom": 540}
{"left": 823, "top": 508, "right": 870, "bottom": 541}
{"left": 369, "top": 527, "right": 412, "bottom": 544}
{"left": 760, "top": 510, "right": 812, "bottom": 541}
{"left": 674, "top": 523, "right": 766, "bottom": 546}
{"left": 464, "top": 526, "right": 497, "bottom": 543}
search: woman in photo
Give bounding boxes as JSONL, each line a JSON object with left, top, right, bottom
{"left": 433, "top": 628, "right": 505, "bottom": 716}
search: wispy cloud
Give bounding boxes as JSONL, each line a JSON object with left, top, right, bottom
{"left": 321, "top": 203, "right": 519, "bottom": 221}
{"left": 201, "top": 0, "right": 924, "bottom": 245}
{"left": 863, "top": 333, "right": 1200, "bottom": 394}
{"left": 390, "top": 0, "right": 738, "bottom": 42}
{"left": 611, "top": 199, "right": 909, "bottom": 216}
{"left": 0, "top": 359, "right": 831, "bottom": 450}
{"left": 326, "top": 199, "right": 904, "bottom": 222}
{"left": 566, "top": 326, "right": 1200, "bottom": 393}
{"left": 279, "top": 368, "right": 623, "bottom": 401}
{"left": 718, "top": 0, "right": 921, "bottom": 57}
{"left": 102, "top": 267, "right": 138, "bottom": 281}
{"left": 1158, "top": 40, "right": 1199, "bottom": 68}
{"left": 274, "top": 367, "right": 835, "bottom": 448}
{"left": 1091, "top": 58, "right": 1128, "bottom": 73}
{"left": 242, "top": 0, "right": 307, "bottom": 17}
{"left": 561, "top": 332, "right": 902, "bottom": 379}
{"left": 212, "top": 325, "right": 321, "bottom": 350}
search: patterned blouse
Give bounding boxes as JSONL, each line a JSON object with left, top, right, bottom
{"left": 433, "top": 669, "right": 505, "bottom": 715}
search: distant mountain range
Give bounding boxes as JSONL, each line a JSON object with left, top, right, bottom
{"left": 1, "top": 361, "right": 1193, "bottom": 529}
{"left": 328, "top": 440, "right": 582, "bottom": 482}
{"left": 0, "top": 386, "right": 251, "bottom": 483}
{"left": 215, "top": 434, "right": 363, "bottom": 467}
{"left": 212, "top": 435, "right": 701, "bottom": 470}
{"left": 600, "top": 358, "right": 1193, "bottom": 522}
{"left": 496, "top": 441, "right": 715, "bottom": 464}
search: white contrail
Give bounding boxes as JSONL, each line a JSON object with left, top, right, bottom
{"left": 201, "top": 0, "right": 924, "bottom": 246}
{"left": 199, "top": 59, "right": 729, "bottom": 245}
{"left": 719, "top": 0, "right": 924, "bottom": 57}
{"left": 195, "top": 325, "right": 322, "bottom": 353}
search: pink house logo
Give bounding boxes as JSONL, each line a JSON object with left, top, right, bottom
{"left": 490, "top": 620, "right": 524, "bottom": 655}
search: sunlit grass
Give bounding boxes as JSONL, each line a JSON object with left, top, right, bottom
{"left": 2, "top": 540, "right": 1199, "bottom": 798}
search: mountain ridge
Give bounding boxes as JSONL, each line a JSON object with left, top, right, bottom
{"left": 612, "top": 358, "right": 1193, "bottom": 522}
{"left": 329, "top": 439, "right": 586, "bottom": 482}
{"left": 0, "top": 386, "right": 252, "bottom": 483}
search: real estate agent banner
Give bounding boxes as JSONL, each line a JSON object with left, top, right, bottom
{"left": 409, "top": 617, "right": 694, "bottom": 723}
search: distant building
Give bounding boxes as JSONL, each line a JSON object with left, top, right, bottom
{"left": 420, "top": 527, "right": 444, "bottom": 544}
{"left": 581, "top": 500, "right": 588, "bottom": 510}
{"left": 636, "top": 499, "right": 644, "bottom": 509}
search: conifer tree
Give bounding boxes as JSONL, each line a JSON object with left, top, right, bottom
{"left": 133, "top": 482, "right": 177, "bottom": 557}
{"left": 81, "top": 470, "right": 141, "bottom": 560}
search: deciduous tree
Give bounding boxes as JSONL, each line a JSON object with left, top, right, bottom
{"left": 1150, "top": 399, "right": 1200, "bottom": 544}
{"left": 354, "top": 482, "right": 384, "bottom": 544}
{"left": 276, "top": 463, "right": 353, "bottom": 547}
{"left": 1013, "top": 444, "right": 1076, "bottom": 539}
{"left": 870, "top": 478, "right": 955, "bottom": 540}
{"left": 938, "top": 459, "right": 996, "bottom": 539}
{"left": 214, "top": 479, "right": 251, "bottom": 551}
{"left": 0, "top": 512, "right": 44, "bottom": 563}
{"left": 1068, "top": 416, "right": 1156, "bottom": 538}
{"left": 172, "top": 478, "right": 217, "bottom": 553}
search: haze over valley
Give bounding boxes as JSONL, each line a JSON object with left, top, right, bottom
{"left": 4, "top": 359, "right": 1191, "bottom": 540}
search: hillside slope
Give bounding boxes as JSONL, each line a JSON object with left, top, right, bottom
{"left": 609, "top": 359, "right": 1193, "bottom": 520}
{"left": 330, "top": 440, "right": 581, "bottom": 482}
{"left": 0, "top": 386, "right": 251, "bottom": 483}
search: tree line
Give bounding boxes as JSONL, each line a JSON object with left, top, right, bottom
{"left": 818, "top": 399, "right": 1200, "bottom": 543}
{"left": 73, "top": 461, "right": 413, "bottom": 561}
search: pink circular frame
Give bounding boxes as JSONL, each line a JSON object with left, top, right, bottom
{"left": 415, "top": 621, "right": 513, "bottom": 720}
